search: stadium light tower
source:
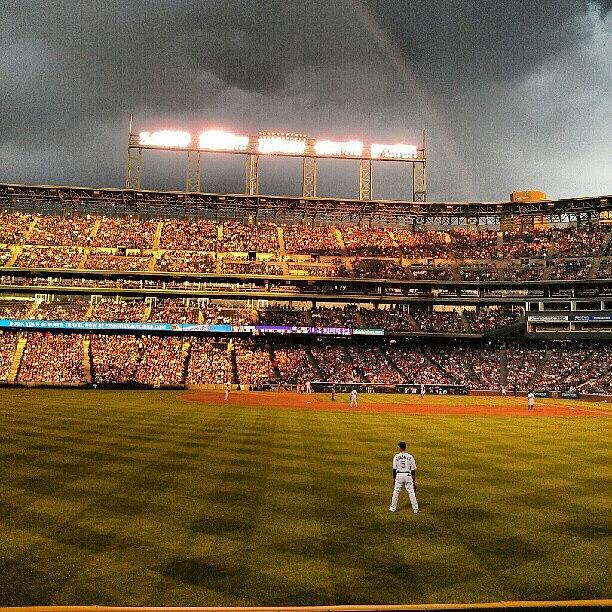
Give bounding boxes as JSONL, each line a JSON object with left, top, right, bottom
{"left": 125, "top": 117, "right": 427, "bottom": 201}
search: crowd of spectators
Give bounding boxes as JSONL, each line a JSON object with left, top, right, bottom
{"left": 464, "top": 348, "right": 501, "bottom": 389}
{"left": 547, "top": 258, "right": 592, "bottom": 280}
{"left": 459, "top": 265, "right": 498, "bottom": 281}
{"left": 222, "top": 221, "right": 279, "bottom": 253}
{"left": 552, "top": 225, "right": 608, "bottom": 257}
{"left": 287, "top": 262, "right": 348, "bottom": 277}
{"left": 311, "top": 305, "right": 360, "bottom": 328}
{"left": 310, "top": 345, "right": 363, "bottom": 383}
{"left": 34, "top": 300, "right": 89, "bottom": 321}
{"left": 90, "top": 300, "right": 147, "bottom": 322}
{"left": 93, "top": 217, "right": 158, "bottom": 249}
{"left": 201, "top": 305, "right": 256, "bottom": 326}
{"left": 273, "top": 346, "right": 320, "bottom": 385}
{"left": 595, "top": 259, "right": 612, "bottom": 279}
{"left": 258, "top": 306, "right": 309, "bottom": 327}
{"left": 18, "top": 333, "right": 85, "bottom": 383}
{"left": 149, "top": 299, "right": 200, "bottom": 324}
{"left": 412, "top": 308, "right": 466, "bottom": 334}
{"left": 393, "top": 229, "right": 449, "bottom": 258}
{"left": 156, "top": 251, "right": 217, "bottom": 273}
{"left": 352, "top": 259, "right": 407, "bottom": 279}
{"left": 410, "top": 265, "right": 456, "bottom": 281}
{"left": 220, "top": 260, "right": 285, "bottom": 276}
{"left": 133, "top": 335, "right": 187, "bottom": 386}
{"left": 160, "top": 219, "right": 218, "bottom": 251}
{"left": 0, "top": 300, "right": 31, "bottom": 319}
{"left": 386, "top": 347, "right": 450, "bottom": 384}
{"left": 282, "top": 225, "right": 341, "bottom": 255}
{"left": 505, "top": 345, "right": 546, "bottom": 390}
{"left": 348, "top": 346, "right": 403, "bottom": 384}
{"left": 15, "top": 246, "right": 83, "bottom": 269}
{"left": 533, "top": 346, "right": 592, "bottom": 391}
{"left": 0, "top": 249, "right": 12, "bottom": 266}
{"left": 340, "top": 226, "right": 398, "bottom": 257}
{"left": 465, "top": 308, "right": 521, "bottom": 333}
{"left": 186, "top": 338, "right": 233, "bottom": 384}
{"left": 91, "top": 335, "right": 142, "bottom": 384}
{"left": 422, "top": 347, "right": 478, "bottom": 387}
{"left": 84, "top": 250, "right": 152, "bottom": 271}
{"left": 503, "top": 262, "right": 544, "bottom": 281}
{"left": 449, "top": 228, "right": 498, "bottom": 259}
{"left": 0, "top": 331, "right": 19, "bottom": 380}
{"left": 574, "top": 346, "right": 612, "bottom": 394}
{"left": 234, "top": 340, "right": 275, "bottom": 386}
{"left": 29, "top": 215, "right": 94, "bottom": 246}
{"left": 360, "top": 307, "right": 414, "bottom": 331}
{"left": 0, "top": 212, "right": 32, "bottom": 244}
{"left": 500, "top": 229, "right": 552, "bottom": 258}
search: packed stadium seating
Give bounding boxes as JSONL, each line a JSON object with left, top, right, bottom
{"left": 0, "top": 207, "right": 611, "bottom": 394}
{"left": 0, "top": 327, "right": 609, "bottom": 392}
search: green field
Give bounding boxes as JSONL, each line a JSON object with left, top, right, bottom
{"left": 0, "top": 388, "right": 610, "bottom": 606}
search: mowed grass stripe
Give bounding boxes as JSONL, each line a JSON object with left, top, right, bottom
{"left": 0, "top": 388, "right": 610, "bottom": 606}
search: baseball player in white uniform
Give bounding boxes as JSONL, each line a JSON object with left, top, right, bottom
{"left": 349, "top": 388, "right": 358, "bottom": 408}
{"left": 389, "top": 441, "right": 420, "bottom": 514}
{"left": 224, "top": 381, "right": 231, "bottom": 401}
{"left": 527, "top": 391, "right": 535, "bottom": 410}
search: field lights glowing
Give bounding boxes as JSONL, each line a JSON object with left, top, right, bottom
{"left": 371, "top": 143, "right": 418, "bottom": 159}
{"left": 314, "top": 140, "right": 364, "bottom": 157}
{"left": 139, "top": 130, "right": 191, "bottom": 148}
{"left": 199, "top": 130, "right": 249, "bottom": 151}
{"left": 258, "top": 133, "right": 306, "bottom": 155}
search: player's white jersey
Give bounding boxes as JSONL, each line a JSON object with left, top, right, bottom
{"left": 527, "top": 392, "right": 535, "bottom": 404}
{"left": 393, "top": 452, "right": 416, "bottom": 473}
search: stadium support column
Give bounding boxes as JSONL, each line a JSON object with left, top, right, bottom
{"left": 413, "top": 130, "right": 426, "bottom": 202}
{"left": 246, "top": 154, "right": 259, "bottom": 196}
{"left": 302, "top": 155, "right": 317, "bottom": 198}
{"left": 185, "top": 149, "right": 201, "bottom": 193}
{"left": 413, "top": 160, "right": 426, "bottom": 202}
{"left": 125, "top": 141, "right": 142, "bottom": 190}
{"left": 359, "top": 158, "right": 372, "bottom": 201}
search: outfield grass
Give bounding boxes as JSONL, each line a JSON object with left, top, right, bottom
{"left": 0, "top": 388, "right": 610, "bottom": 606}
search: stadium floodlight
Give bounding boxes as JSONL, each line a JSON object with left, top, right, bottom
{"left": 258, "top": 132, "right": 307, "bottom": 155}
{"left": 139, "top": 130, "right": 191, "bottom": 148}
{"left": 198, "top": 130, "right": 249, "bottom": 151}
{"left": 314, "top": 140, "right": 364, "bottom": 157}
{"left": 371, "top": 143, "right": 418, "bottom": 159}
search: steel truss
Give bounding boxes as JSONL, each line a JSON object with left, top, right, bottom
{"left": 0, "top": 183, "right": 609, "bottom": 228}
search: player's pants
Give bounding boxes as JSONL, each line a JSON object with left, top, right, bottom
{"left": 350, "top": 398, "right": 357, "bottom": 408}
{"left": 224, "top": 390, "right": 229, "bottom": 401}
{"left": 390, "top": 473, "right": 418, "bottom": 512}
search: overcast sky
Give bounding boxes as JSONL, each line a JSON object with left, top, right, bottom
{"left": 0, "top": 1, "right": 610, "bottom": 202}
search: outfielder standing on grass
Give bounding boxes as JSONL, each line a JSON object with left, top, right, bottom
{"left": 349, "top": 388, "right": 358, "bottom": 409}
{"left": 224, "top": 381, "right": 231, "bottom": 402}
{"left": 389, "top": 441, "right": 420, "bottom": 514}
{"left": 527, "top": 390, "right": 535, "bottom": 410}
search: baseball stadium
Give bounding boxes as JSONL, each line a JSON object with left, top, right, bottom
{"left": 0, "top": 120, "right": 610, "bottom": 612}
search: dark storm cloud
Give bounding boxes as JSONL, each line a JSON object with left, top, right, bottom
{"left": 0, "top": 1, "right": 610, "bottom": 199}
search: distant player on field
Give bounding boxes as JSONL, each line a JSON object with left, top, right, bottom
{"left": 420, "top": 383, "right": 425, "bottom": 398}
{"left": 501, "top": 385, "right": 507, "bottom": 397}
{"left": 224, "top": 381, "right": 231, "bottom": 402}
{"left": 527, "top": 390, "right": 535, "bottom": 410}
{"left": 389, "top": 441, "right": 420, "bottom": 514}
{"left": 349, "top": 388, "right": 358, "bottom": 409}
{"left": 331, "top": 383, "right": 336, "bottom": 401}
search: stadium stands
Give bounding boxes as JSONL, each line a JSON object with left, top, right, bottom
{"left": 0, "top": 205, "right": 610, "bottom": 395}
